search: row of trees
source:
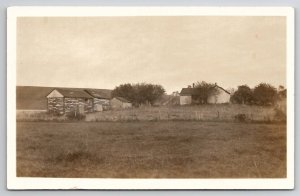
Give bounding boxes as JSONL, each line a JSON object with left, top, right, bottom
{"left": 184, "top": 81, "right": 286, "bottom": 106}
{"left": 230, "top": 83, "right": 286, "bottom": 105}
{"left": 111, "top": 83, "right": 165, "bottom": 106}
{"left": 112, "top": 81, "right": 286, "bottom": 107}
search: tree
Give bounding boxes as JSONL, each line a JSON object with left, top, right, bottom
{"left": 194, "top": 81, "right": 219, "bottom": 104}
{"left": 112, "top": 83, "right": 165, "bottom": 106}
{"left": 111, "top": 83, "right": 135, "bottom": 102}
{"left": 230, "top": 85, "right": 253, "bottom": 104}
{"left": 253, "top": 83, "right": 277, "bottom": 105}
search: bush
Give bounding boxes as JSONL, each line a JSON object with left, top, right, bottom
{"left": 230, "top": 85, "right": 253, "bottom": 104}
{"left": 253, "top": 83, "right": 277, "bottom": 105}
{"left": 234, "top": 114, "right": 247, "bottom": 122}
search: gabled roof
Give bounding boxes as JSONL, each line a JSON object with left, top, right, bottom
{"left": 215, "top": 85, "right": 231, "bottom": 95}
{"left": 180, "top": 88, "right": 199, "bottom": 96}
{"left": 54, "top": 89, "right": 93, "bottom": 98}
{"left": 180, "top": 84, "right": 231, "bottom": 96}
{"left": 114, "top": 97, "right": 131, "bottom": 103}
{"left": 85, "top": 89, "right": 112, "bottom": 99}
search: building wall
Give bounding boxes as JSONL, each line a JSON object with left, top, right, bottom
{"left": 110, "top": 98, "right": 122, "bottom": 109}
{"left": 207, "top": 90, "right": 231, "bottom": 104}
{"left": 93, "top": 98, "right": 110, "bottom": 111}
{"left": 122, "top": 102, "right": 132, "bottom": 109}
{"left": 110, "top": 98, "right": 132, "bottom": 109}
{"left": 64, "top": 98, "right": 93, "bottom": 114}
{"left": 180, "top": 96, "right": 192, "bottom": 105}
{"left": 47, "top": 97, "right": 64, "bottom": 114}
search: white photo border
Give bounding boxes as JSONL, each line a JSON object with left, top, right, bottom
{"left": 7, "top": 6, "right": 295, "bottom": 190}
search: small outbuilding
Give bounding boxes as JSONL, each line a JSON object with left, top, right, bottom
{"left": 110, "top": 97, "right": 132, "bottom": 109}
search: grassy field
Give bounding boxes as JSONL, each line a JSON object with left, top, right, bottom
{"left": 17, "top": 104, "right": 285, "bottom": 123}
{"left": 85, "top": 104, "right": 279, "bottom": 122}
{"left": 17, "top": 121, "right": 286, "bottom": 178}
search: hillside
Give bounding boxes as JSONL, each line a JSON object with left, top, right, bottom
{"left": 17, "top": 86, "right": 54, "bottom": 110}
{"left": 17, "top": 86, "right": 112, "bottom": 110}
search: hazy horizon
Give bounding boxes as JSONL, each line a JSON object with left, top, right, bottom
{"left": 17, "top": 16, "right": 286, "bottom": 93}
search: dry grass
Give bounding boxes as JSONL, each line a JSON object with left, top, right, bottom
{"left": 17, "top": 121, "right": 286, "bottom": 178}
{"left": 86, "top": 104, "right": 278, "bottom": 122}
{"left": 17, "top": 105, "right": 284, "bottom": 123}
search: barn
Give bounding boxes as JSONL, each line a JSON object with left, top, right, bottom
{"left": 179, "top": 84, "right": 231, "bottom": 105}
{"left": 110, "top": 97, "right": 132, "bottom": 109}
{"left": 46, "top": 89, "right": 94, "bottom": 115}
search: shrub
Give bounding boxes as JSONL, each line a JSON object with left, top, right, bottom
{"left": 230, "top": 85, "right": 254, "bottom": 104}
{"left": 253, "top": 83, "right": 277, "bottom": 105}
{"left": 234, "top": 114, "right": 247, "bottom": 122}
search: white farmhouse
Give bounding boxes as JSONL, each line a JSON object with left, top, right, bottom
{"left": 179, "top": 83, "right": 231, "bottom": 105}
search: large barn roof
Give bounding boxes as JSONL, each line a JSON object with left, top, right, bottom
{"left": 55, "top": 89, "right": 93, "bottom": 98}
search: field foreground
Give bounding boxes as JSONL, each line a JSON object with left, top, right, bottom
{"left": 17, "top": 121, "right": 286, "bottom": 178}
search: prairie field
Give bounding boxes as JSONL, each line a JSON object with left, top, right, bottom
{"left": 17, "top": 121, "right": 286, "bottom": 178}
{"left": 17, "top": 104, "right": 285, "bottom": 123}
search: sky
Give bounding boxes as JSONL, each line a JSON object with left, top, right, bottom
{"left": 17, "top": 16, "right": 286, "bottom": 94}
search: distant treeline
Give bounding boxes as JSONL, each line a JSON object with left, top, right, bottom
{"left": 230, "top": 83, "right": 286, "bottom": 106}
{"left": 112, "top": 82, "right": 286, "bottom": 106}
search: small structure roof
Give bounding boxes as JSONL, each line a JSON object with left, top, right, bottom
{"left": 114, "top": 97, "right": 131, "bottom": 103}
{"left": 85, "top": 89, "right": 112, "bottom": 99}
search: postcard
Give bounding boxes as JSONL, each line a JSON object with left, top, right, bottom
{"left": 7, "top": 6, "right": 294, "bottom": 189}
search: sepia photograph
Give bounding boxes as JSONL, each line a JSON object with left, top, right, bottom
{"left": 7, "top": 7, "right": 294, "bottom": 189}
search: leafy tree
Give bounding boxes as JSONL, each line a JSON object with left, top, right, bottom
{"left": 111, "top": 83, "right": 135, "bottom": 102}
{"left": 194, "top": 81, "right": 219, "bottom": 104}
{"left": 253, "top": 83, "right": 277, "bottom": 105}
{"left": 230, "top": 85, "right": 253, "bottom": 104}
{"left": 112, "top": 83, "right": 165, "bottom": 106}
